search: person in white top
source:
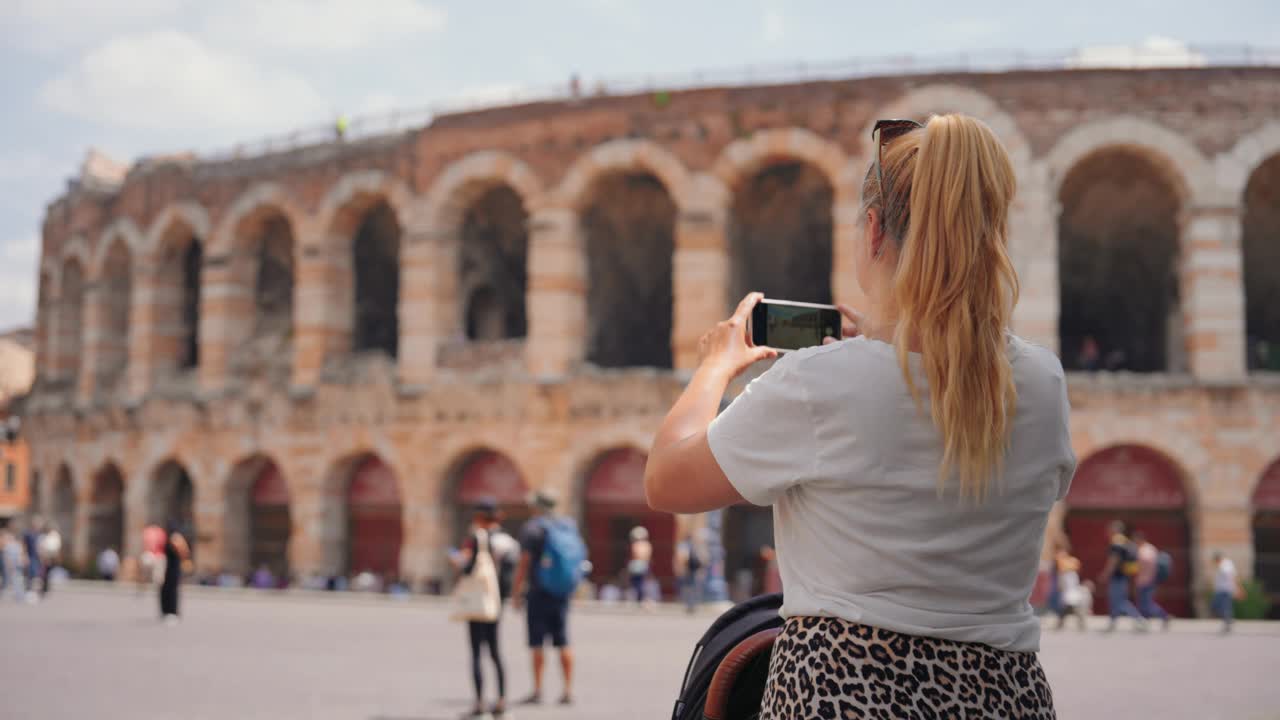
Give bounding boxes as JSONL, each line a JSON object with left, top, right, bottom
{"left": 1211, "top": 551, "right": 1242, "bottom": 633}
{"left": 645, "top": 114, "right": 1074, "bottom": 718}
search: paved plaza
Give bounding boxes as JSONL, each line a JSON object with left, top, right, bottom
{"left": 0, "top": 585, "right": 1275, "bottom": 719}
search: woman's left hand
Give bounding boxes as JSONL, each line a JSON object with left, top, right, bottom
{"left": 697, "top": 292, "right": 778, "bottom": 380}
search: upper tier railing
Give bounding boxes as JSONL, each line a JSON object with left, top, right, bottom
{"left": 148, "top": 44, "right": 1280, "bottom": 165}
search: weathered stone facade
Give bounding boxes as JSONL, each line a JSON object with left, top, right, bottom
{"left": 24, "top": 67, "right": 1280, "bottom": 610}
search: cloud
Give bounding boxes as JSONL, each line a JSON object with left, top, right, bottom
{"left": 204, "top": 0, "right": 446, "bottom": 52}
{"left": 0, "top": 235, "right": 39, "bottom": 332}
{"left": 761, "top": 7, "right": 785, "bottom": 45}
{"left": 6, "top": 0, "right": 185, "bottom": 53}
{"left": 38, "top": 30, "right": 328, "bottom": 132}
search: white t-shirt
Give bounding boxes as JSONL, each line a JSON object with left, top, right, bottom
{"left": 708, "top": 334, "right": 1076, "bottom": 652}
{"left": 1215, "top": 558, "right": 1237, "bottom": 593}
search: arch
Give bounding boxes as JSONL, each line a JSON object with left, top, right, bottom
{"left": 459, "top": 186, "right": 530, "bottom": 341}
{"left": 557, "top": 139, "right": 695, "bottom": 212}
{"left": 1241, "top": 152, "right": 1280, "bottom": 371}
{"left": 54, "top": 255, "right": 87, "bottom": 383}
{"left": 860, "top": 85, "right": 1032, "bottom": 169}
{"left": 1216, "top": 121, "right": 1280, "bottom": 201}
{"left": 50, "top": 463, "right": 76, "bottom": 539}
{"left": 581, "top": 446, "right": 675, "bottom": 599}
{"left": 1044, "top": 116, "right": 1212, "bottom": 204}
{"left": 581, "top": 171, "right": 677, "bottom": 368}
{"left": 87, "top": 463, "right": 125, "bottom": 572}
{"left": 1057, "top": 145, "right": 1185, "bottom": 373}
{"left": 93, "top": 233, "right": 134, "bottom": 392}
{"left": 319, "top": 451, "right": 404, "bottom": 580}
{"left": 316, "top": 170, "right": 416, "bottom": 244}
{"left": 57, "top": 235, "right": 92, "bottom": 288}
{"left": 446, "top": 449, "right": 531, "bottom": 543}
{"left": 89, "top": 218, "right": 143, "bottom": 281}
{"left": 146, "top": 459, "right": 196, "bottom": 544}
{"left": 1252, "top": 457, "right": 1280, "bottom": 618}
{"left": 713, "top": 128, "right": 850, "bottom": 197}
{"left": 223, "top": 454, "right": 291, "bottom": 580}
{"left": 1064, "top": 444, "right": 1194, "bottom": 617}
{"left": 144, "top": 202, "right": 211, "bottom": 258}
{"left": 423, "top": 150, "right": 544, "bottom": 232}
{"left": 208, "top": 183, "right": 306, "bottom": 258}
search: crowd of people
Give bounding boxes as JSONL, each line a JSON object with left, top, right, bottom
{"left": 0, "top": 516, "right": 63, "bottom": 603}
{"left": 1047, "top": 520, "right": 1244, "bottom": 633}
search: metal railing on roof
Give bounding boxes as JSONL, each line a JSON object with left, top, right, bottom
{"left": 176, "top": 44, "right": 1279, "bottom": 165}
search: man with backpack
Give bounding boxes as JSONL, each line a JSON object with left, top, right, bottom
{"left": 511, "top": 488, "right": 586, "bottom": 706}
{"left": 1133, "top": 530, "right": 1171, "bottom": 629}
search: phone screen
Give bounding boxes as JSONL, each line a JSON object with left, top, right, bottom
{"left": 752, "top": 300, "right": 841, "bottom": 351}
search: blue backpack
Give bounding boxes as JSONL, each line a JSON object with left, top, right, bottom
{"left": 1154, "top": 551, "right": 1173, "bottom": 584}
{"left": 535, "top": 517, "right": 587, "bottom": 598}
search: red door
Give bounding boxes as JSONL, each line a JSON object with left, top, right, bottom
{"left": 347, "top": 457, "right": 402, "bottom": 577}
{"left": 455, "top": 451, "right": 530, "bottom": 542}
{"left": 584, "top": 449, "right": 676, "bottom": 597}
{"left": 1064, "top": 446, "right": 1192, "bottom": 617}
{"left": 1253, "top": 458, "right": 1280, "bottom": 618}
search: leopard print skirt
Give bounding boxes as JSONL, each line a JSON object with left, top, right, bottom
{"left": 760, "top": 616, "right": 1055, "bottom": 719}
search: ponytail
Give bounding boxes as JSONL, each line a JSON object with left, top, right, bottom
{"left": 866, "top": 114, "right": 1020, "bottom": 499}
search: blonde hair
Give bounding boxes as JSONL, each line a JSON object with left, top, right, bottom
{"left": 862, "top": 114, "right": 1020, "bottom": 499}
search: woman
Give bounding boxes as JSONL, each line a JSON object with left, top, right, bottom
{"left": 454, "top": 498, "right": 518, "bottom": 718}
{"left": 645, "top": 115, "right": 1075, "bottom": 718}
{"left": 159, "top": 524, "right": 189, "bottom": 624}
{"left": 627, "top": 526, "right": 652, "bottom": 605}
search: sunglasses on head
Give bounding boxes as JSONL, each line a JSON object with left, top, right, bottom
{"left": 871, "top": 119, "right": 924, "bottom": 212}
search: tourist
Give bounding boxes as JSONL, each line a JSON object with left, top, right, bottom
{"left": 37, "top": 525, "right": 62, "bottom": 596}
{"left": 22, "top": 517, "right": 42, "bottom": 601}
{"left": 454, "top": 498, "right": 519, "bottom": 718}
{"left": 1097, "top": 520, "right": 1147, "bottom": 632}
{"left": 1132, "top": 530, "right": 1170, "bottom": 629}
{"left": 97, "top": 546, "right": 120, "bottom": 582}
{"left": 139, "top": 524, "right": 166, "bottom": 595}
{"left": 250, "top": 565, "right": 275, "bottom": 590}
{"left": 673, "top": 533, "right": 704, "bottom": 613}
{"left": 159, "top": 523, "right": 190, "bottom": 624}
{"left": 645, "top": 115, "right": 1072, "bottom": 716}
{"left": 1055, "top": 553, "right": 1090, "bottom": 631}
{"left": 627, "top": 526, "right": 652, "bottom": 606}
{"left": 1211, "top": 551, "right": 1242, "bottom": 634}
{"left": 2, "top": 529, "right": 25, "bottom": 601}
{"left": 511, "top": 488, "right": 586, "bottom": 707}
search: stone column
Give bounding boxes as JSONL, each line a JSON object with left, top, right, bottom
{"left": 831, "top": 192, "right": 870, "bottom": 312}
{"left": 397, "top": 228, "right": 451, "bottom": 388}
{"left": 76, "top": 282, "right": 104, "bottom": 404}
{"left": 293, "top": 238, "right": 353, "bottom": 388}
{"left": 672, "top": 208, "right": 729, "bottom": 371}
{"left": 198, "top": 256, "right": 252, "bottom": 393}
{"left": 71, "top": 487, "right": 92, "bottom": 571}
{"left": 192, "top": 475, "right": 224, "bottom": 576}
{"left": 525, "top": 207, "right": 586, "bottom": 378}
{"left": 1010, "top": 168, "right": 1060, "bottom": 352}
{"left": 1180, "top": 205, "right": 1246, "bottom": 382}
{"left": 127, "top": 260, "right": 158, "bottom": 401}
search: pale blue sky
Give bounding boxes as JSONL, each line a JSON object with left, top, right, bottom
{"left": 2, "top": 0, "right": 1277, "bottom": 331}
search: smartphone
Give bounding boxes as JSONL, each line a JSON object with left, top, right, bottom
{"left": 750, "top": 298, "right": 842, "bottom": 351}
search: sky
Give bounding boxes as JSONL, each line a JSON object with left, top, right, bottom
{"left": 1, "top": 0, "right": 1278, "bottom": 332}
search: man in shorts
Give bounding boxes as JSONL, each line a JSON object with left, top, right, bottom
{"left": 511, "top": 489, "right": 574, "bottom": 706}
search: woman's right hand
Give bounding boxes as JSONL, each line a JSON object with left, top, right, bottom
{"left": 822, "top": 303, "right": 864, "bottom": 345}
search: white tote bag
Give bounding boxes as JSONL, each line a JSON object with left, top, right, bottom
{"left": 451, "top": 529, "right": 501, "bottom": 623}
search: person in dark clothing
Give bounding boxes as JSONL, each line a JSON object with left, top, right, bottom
{"left": 455, "top": 498, "right": 519, "bottom": 718}
{"left": 159, "top": 525, "right": 189, "bottom": 624}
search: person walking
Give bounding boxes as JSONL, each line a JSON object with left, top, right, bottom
{"left": 1054, "top": 554, "right": 1091, "bottom": 631}
{"left": 159, "top": 524, "right": 190, "bottom": 624}
{"left": 674, "top": 533, "right": 704, "bottom": 613}
{"left": 1211, "top": 551, "right": 1243, "bottom": 634}
{"left": 2, "top": 529, "right": 25, "bottom": 601}
{"left": 37, "top": 525, "right": 62, "bottom": 597}
{"left": 97, "top": 546, "right": 120, "bottom": 582}
{"left": 627, "top": 526, "right": 652, "bottom": 605}
{"left": 1132, "top": 530, "right": 1170, "bottom": 629}
{"left": 22, "top": 517, "right": 42, "bottom": 601}
{"left": 646, "top": 115, "right": 1073, "bottom": 717}
{"left": 1097, "top": 521, "right": 1147, "bottom": 632}
{"left": 511, "top": 489, "right": 586, "bottom": 707}
{"left": 139, "top": 523, "right": 166, "bottom": 595}
{"left": 453, "top": 498, "right": 518, "bottom": 719}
